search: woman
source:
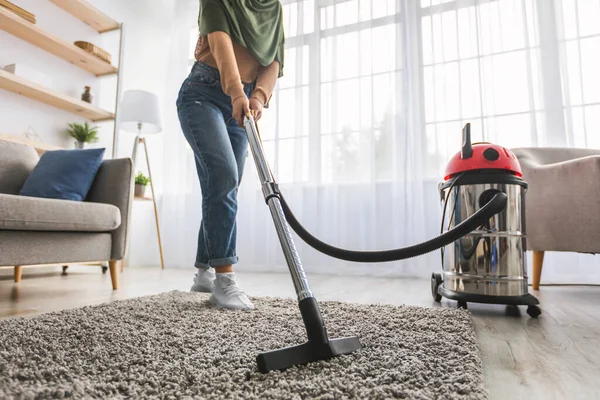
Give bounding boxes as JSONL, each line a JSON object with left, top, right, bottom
{"left": 176, "top": 0, "right": 284, "bottom": 310}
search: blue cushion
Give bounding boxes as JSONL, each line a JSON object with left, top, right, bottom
{"left": 19, "top": 148, "right": 105, "bottom": 201}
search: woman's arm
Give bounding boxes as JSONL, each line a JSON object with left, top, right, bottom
{"left": 248, "top": 61, "right": 279, "bottom": 121}
{"left": 251, "top": 61, "right": 280, "bottom": 108}
{"left": 207, "top": 31, "right": 247, "bottom": 104}
{"left": 207, "top": 31, "right": 249, "bottom": 125}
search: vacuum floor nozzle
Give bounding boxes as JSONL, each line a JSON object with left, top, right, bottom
{"left": 257, "top": 297, "right": 363, "bottom": 373}
{"left": 257, "top": 336, "right": 362, "bottom": 373}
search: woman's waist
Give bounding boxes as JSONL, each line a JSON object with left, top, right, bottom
{"left": 192, "top": 61, "right": 255, "bottom": 89}
{"left": 188, "top": 61, "right": 255, "bottom": 96}
{"left": 195, "top": 43, "right": 261, "bottom": 84}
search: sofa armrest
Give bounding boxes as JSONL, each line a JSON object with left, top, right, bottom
{"left": 513, "top": 147, "right": 600, "bottom": 166}
{"left": 520, "top": 155, "right": 600, "bottom": 253}
{"left": 86, "top": 158, "right": 134, "bottom": 260}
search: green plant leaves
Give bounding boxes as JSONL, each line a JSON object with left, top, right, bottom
{"left": 67, "top": 122, "right": 100, "bottom": 143}
{"left": 135, "top": 171, "right": 150, "bottom": 186}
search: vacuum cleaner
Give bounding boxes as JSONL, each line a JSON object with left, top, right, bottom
{"left": 434, "top": 123, "right": 541, "bottom": 318}
{"left": 242, "top": 116, "right": 540, "bottom": 374}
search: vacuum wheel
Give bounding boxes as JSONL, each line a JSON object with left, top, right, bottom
{"left": 457, "top": 300, "right": 468, "bottom": 309}
{"left": 431, "top": 273, "right": 443, "bottom": 303}
{"left": 527, "top": 305, "right": 542, "bottom": 318}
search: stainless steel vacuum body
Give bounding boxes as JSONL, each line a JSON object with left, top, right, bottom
{"left": 440, "top": 180, "right": 528, "bottom": 297}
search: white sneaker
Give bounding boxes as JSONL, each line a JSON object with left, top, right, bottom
{"left": 190, "top": 268, "right": 215, "bottom": 293}
{"left": 210, "top": 273, "right": 254, "bottom": 310}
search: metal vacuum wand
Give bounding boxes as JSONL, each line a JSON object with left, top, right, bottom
{"left": 243, "top": 115, "right": 362, "bottom": 373}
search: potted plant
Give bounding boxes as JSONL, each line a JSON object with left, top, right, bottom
{"left": 135, "top": 172, "right": 151, "bottom": 198}
{"left": 67, "top": 122, "right": 99, "bottom": 149}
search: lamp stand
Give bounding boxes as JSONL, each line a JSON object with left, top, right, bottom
{"left": 127, "top": 122, "right": 165, "bottom": 271}
{"left": 131, "top": 122, "right": 142, "bottom": 165}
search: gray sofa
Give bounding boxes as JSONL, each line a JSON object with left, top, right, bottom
{"left": 0, "top": 136, "right": 133, "bottom": 290}
{"left": 512, "top": 147, "right": 600, "bottom": 289}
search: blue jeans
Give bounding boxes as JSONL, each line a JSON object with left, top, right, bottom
{"left": 176, "top": 62, "right": 255, "bottom": 269}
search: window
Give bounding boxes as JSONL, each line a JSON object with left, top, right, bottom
{"left": 265, "top": 0, "right": 401, "bottom": 184}
{"left": 557, "top": 0, "right": 600, "bottom": 148}
{"left": 190, "top": 0, "right": 600, "bottom": 183}
{"left": 421, "top": 0, "right": 541, "bottom": 176}
{"left": 421, "top": 0, "right": 600, "bottom": 158}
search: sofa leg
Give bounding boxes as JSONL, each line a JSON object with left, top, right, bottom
{"left": 109, "top": 261, "right": 119, "bottom": 290}
{"left": 14, "top": 266, "right": 22, "bottom": 283}
{"left": 532, "top": 251, "right": 544, "bottom": 290}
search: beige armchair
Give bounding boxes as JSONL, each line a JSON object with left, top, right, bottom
{"left": 512, "top": 147, "right": 600, "bottom": 289}
{"left": 0, "top": 135, "right": 133, "bottom": 290}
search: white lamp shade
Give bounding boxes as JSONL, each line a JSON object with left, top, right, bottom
{"left": 120, "top": 90, "right": 162, "bottom": 134}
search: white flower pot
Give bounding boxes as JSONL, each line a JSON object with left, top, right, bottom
{"left": 134, "top": 184, "right": 147, "bottom": 198}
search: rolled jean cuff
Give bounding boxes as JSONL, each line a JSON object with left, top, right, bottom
{"left": 210, "top": 256, "right": 239, "bottom": 267}
{"left": 194, "top": 262, "right": 211, "bottom": 270}
{"left": 195, "top": 256, "right": 239, "bottom": 269}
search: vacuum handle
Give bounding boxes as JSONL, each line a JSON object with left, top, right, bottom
{"left": 461, "top": 123, "right": 473, "bottom": 159}
{"left": 243, "top": 114, "right": 315, "bottom": 302}
{"left": 244, "top": 114, "right": 274, "bottom": 185}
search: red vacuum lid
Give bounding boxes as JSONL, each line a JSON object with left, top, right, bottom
{"left": 444, "top": 124, "right": 523, "bottom": 180}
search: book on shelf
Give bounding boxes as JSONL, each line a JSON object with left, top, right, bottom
{"left": 0, "top": 0, "right": 36, "bottom": 24}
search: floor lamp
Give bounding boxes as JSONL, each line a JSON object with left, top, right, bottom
{"left": 120, "top": 90, "right": 165, "bottom": 270}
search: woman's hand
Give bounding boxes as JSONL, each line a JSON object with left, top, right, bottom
{"left": 232, "top": 96, "right": 250, "bottom": 127}
{"left": 249, "top": 97, "right": 264, "bottom": 121}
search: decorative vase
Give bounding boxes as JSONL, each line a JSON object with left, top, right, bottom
{"left": 134, "top": 184, "right": 147, "bottom": 198}
{"left": 74, "top": 141, "right": 87, "bottom": 149}
{"left": 81, "top": 86, "right": 93, "bottom": 104}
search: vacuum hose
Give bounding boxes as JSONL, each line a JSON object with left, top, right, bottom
{"left": 278, "top": 192, "right": 507, "bottom": 263}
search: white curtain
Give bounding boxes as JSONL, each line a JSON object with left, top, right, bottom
{"left": 159, "top": 0, "right": 204, "bottom": 270}
{"left": 159, "top": 0, "right": 600, "bottom": 283}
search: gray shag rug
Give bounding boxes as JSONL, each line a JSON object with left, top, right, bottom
{"left": 0, "top": 291, "right": 487, "bottom": 399}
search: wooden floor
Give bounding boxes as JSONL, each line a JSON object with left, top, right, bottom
{"left": 1, "top": 265, "right": 599, "bottom": 400}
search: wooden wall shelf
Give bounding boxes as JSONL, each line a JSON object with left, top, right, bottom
{"left": 49, "top": 0, "right": 120, "bottom": 33}
{"left": 0, "top": 133, "right": 61, "bottom": 155}
{"left": 0, "top": 6, "right": 118, "bottom": 76}
{"left": 0, "top": 69, "right": 115, "bottom": 122}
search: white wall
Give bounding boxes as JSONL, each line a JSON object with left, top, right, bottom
{"left": 1, "top": 0, "right": 109, "bottom": 147}
{"left": 0, "top": 0, "right": 172, "bottom": 147}
{"left": 0, "top": 0, "right": 174, "bottom": 267}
